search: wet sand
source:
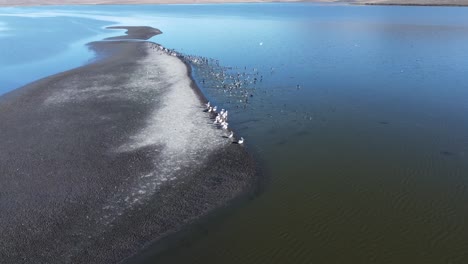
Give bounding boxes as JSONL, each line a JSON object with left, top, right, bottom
{"left": 0, "top": 27, "right": 259, "bottom": 263}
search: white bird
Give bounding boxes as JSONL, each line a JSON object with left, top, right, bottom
{"left": 238, "top": 137, "right": 244, "bottom": 144}
{"left": 205, "top": 101, "right": 210, "bottom": 108}
{"left": 213, "top": 106, "right": 218, "bottom": 112}
{"left": 228, "top": 131, "right": 234, "bottom": 138}
{"left": 208, "top": 106, "right": 213, "bottom": 113}
{"left": 222, "top": 122, "right": 229, "bottom": 130}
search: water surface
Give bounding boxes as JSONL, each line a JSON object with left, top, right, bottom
{"left": 1, "top": 3, "right": 468, "bottom": 263}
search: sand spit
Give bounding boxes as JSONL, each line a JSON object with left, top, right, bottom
{"left": 0, "top": 27, "right": 258, "bottom": 263}
{"left": 106, "top": 26, "right": 162, "bottom": 40}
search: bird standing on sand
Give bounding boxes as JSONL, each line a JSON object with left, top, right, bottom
{"left": 238, "top": 137, "right": 244, "bottom": 144}
{"left": 222, "top": 122, "right": 229, "bottom": 130}
{"left": 205, "top": 101, "right": 211, "bottom": 108}
{"left": 214, "top": 115, "right": 222, "bottom": 124}
{"left": 228, "top": 131, "right": 234, "bottom": 139}
{"left": 213, "top": 106, "right": 218, "bottom": 112}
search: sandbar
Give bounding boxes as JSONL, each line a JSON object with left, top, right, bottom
{"left": 0, "top": 26, "right": 259, "bottom": 263}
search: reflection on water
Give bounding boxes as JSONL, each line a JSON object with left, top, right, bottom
{"left": 2, "top": 3, "right": 468, "bottom": 263}
{"left": 148, "top": 4, "right": 468, "bottom": 263}
{"left": 0, "top": 15, "right": 120, "bottom": 94}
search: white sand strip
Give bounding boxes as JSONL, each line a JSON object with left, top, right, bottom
{"left": 94, "top": 43, "right": 233, "bottom": 223}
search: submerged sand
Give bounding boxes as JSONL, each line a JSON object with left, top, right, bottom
{"left": 0, "top": 27, "right": 258, "bottom": 263}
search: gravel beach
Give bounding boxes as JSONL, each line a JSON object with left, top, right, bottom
{"left": 0, "top": 26, "right": 259, "bottom": 263}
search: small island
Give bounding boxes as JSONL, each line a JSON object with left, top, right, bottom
{"left": 0, "top": 26, "right": 260, "bottom": 263}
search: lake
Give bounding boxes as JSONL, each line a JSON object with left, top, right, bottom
{"left": 1, "top": 3, "right": 468, "bottom": 263}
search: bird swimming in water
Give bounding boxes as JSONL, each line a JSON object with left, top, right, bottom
{"left": 238, "top": 137, "right": 244, "bottom": 144}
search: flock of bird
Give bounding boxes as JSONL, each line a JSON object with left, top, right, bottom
{"left": 150, "top": 43, "right": 247, "bottom": 145}
{"left": 149, "top": 42, "right": 317, "bottom": 149}
{"left": 180, "top": 53, "right": 263, "bottom": 110}
{"left": 205, "top": 101, "right": 244, "bottom": 145}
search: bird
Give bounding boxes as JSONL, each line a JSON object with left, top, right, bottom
{"left": 208, "top": 106, "right": 213, "bottom": 113}
{"left": 222, "top": 122, "right": 229, "bottom": 130}
{"left": 238, "top": 137, "right": 244, "bottom": 144}
{"left": 213, "top": 106, "right": 218, "bottom": 112}
{"left": 214, "top": 115, "right": 221, "bottom": 124}
{"left": 205, "top": 101, "right": 211, "bottom": 108}
{"left": 228, "top": 131, "right": 234, "bottom": 138}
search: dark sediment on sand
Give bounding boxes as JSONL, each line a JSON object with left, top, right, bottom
{"left": 0, "top": 26, "right": 260, "bottom": 263}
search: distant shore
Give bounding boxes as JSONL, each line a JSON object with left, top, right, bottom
{"left": 0, "top": 26, "right": 260, "bottom": 263}
{"left": 359, "top": 0, "right": 468, "bottom": 6}
{"left": 1, "top": 0, "right": 468, "bottom": 7}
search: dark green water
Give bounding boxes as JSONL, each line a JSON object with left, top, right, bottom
{"left": 147, "top": 4, "right": 468, "bottom": 263}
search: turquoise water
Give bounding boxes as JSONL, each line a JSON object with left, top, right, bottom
{"left": 0, "top": 13, "right": 119, "bottom": 92}
{"left": 2, "top": 4, "right": 468, "bottom": 263}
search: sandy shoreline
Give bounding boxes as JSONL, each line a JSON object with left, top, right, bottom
{"left": 0, "top": 26, "right": 259, "bottom": 263}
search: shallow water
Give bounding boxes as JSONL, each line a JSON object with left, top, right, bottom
{"left": 2, "top": 3, "right": 468, "bottom": 263}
